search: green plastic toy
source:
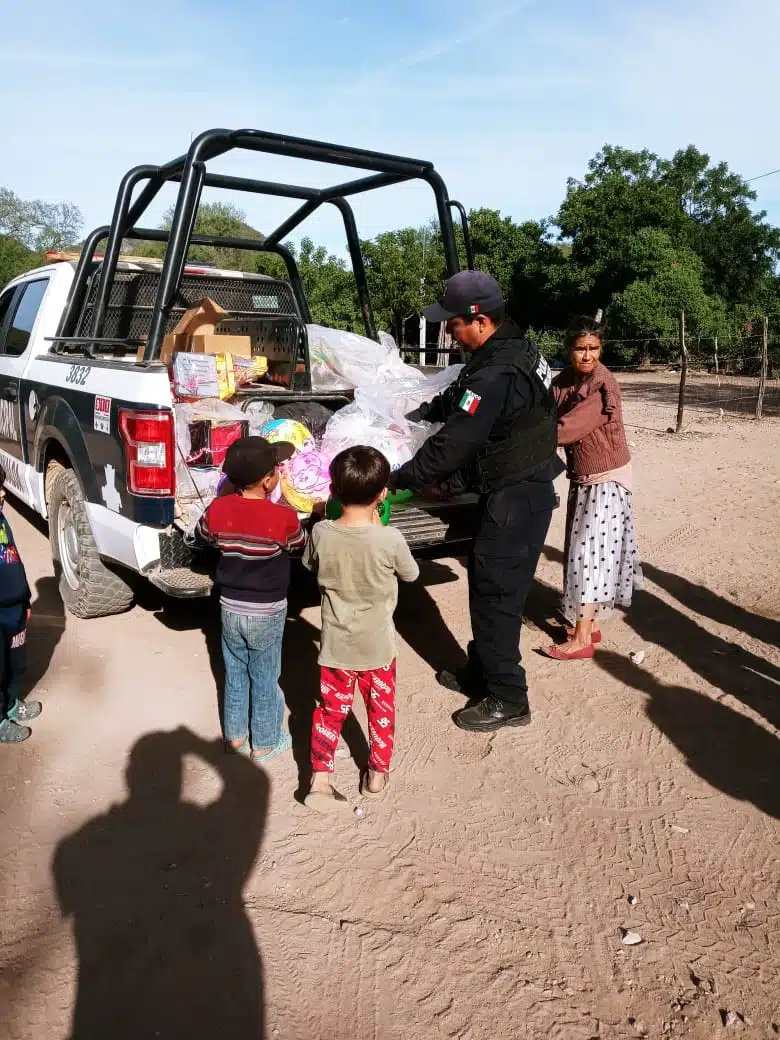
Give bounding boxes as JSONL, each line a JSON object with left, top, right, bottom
{"left": 387, "top": 489, "right": 414, "bottom": 505}
{"left": 325, "top": 497, "right": 390, "bottom": 524}
{"left": 324, "top": 488, "right": 412, "bottom": 525}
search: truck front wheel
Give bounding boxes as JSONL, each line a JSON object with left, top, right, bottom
{"left": 47, "top": 464, "right": 134, "bottom": 619}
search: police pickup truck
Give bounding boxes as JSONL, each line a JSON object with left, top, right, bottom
{"left": 0, "top": 128, "right": 478, "bottom": 618}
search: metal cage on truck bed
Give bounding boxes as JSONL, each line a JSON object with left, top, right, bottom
{"left": 54, "top": 127, "right": 475, "bottom": 382}
{"left": 76, "top": 267, "right": 301, "bottom": 341}
{"left": 71, "top": 264, "right": 311, "bottom": 386}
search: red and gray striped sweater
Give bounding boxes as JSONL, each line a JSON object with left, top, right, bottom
{"left": 194, "top": 494, "right": 306, "bottom": 604}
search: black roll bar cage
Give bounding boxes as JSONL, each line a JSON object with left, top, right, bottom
{"left": 58, "top": 129, "right": 474, "bottom": 360}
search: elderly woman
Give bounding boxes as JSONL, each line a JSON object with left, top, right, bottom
{"left": 542, "top": 317, "right": 643, "bottom": 660}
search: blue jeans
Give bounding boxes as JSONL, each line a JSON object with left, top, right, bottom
{"left": 221, "top": 607, "right": 286, "bottom": 750}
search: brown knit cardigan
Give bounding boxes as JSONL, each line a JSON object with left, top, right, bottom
{"left": 552, "top": 362, "right": 630, "bottom": 478}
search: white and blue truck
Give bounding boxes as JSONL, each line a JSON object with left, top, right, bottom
{"left": 0, "top": 128, "right": 478, "bottom": 617}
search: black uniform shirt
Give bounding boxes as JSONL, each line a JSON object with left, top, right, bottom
{"left": 393, "top": 324, "right": 558, "bottom": 494}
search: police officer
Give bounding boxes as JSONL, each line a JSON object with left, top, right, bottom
{"left": 391, "top": 270, "right": 559, "bottom": 732}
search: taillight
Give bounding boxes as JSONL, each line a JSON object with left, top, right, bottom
{"left": 119, "top": 410, "right": 175, "bottom": 496}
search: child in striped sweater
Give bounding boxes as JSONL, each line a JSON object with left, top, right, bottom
{"left": 192, "top": 437, "right": 305, "bottom": 763}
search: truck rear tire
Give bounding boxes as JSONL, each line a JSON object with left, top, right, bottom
{"left": 47, "top": 464, "right": 135, "bottom": 619}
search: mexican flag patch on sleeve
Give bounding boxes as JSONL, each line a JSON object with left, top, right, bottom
{"left": 459, "top": 389, "right": 481, "bottom": 414}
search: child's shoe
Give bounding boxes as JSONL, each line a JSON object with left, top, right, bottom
{"left": 360, "top": 770, "right": 390, "bottom": 797}
{"left": 0, "top": 718, "right": 31, "bottom": 743}
{"left": 305, "top": 775, "right": 350, "bottom": 813}
{"left": 8, "top": 700, "right": 42, "bottom": 723}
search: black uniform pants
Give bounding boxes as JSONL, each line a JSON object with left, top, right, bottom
{"left": 0, "top": 603, "right": 27, "bottom": 720}
{"left": 462, "top": 483, "right": 557, "bottom": 707}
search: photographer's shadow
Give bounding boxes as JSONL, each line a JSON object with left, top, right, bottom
{"left": 53, "top": 728, "right": 269, "bottom": 1039}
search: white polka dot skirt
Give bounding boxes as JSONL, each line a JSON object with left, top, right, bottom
{"left": 563, "top": 481, "right": 644, "bottom": 623}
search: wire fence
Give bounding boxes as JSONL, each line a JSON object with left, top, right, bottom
{"left": 616, "top": 318, "right": 778, "bottom": 426}
{"left": 601, "top": 350, "right": 779, "bottom": 424}
{"left": 529, "top": 318, "right": 780, "bottom": 427}
{"left": 401, "top": 313, "right": 780, "bottom": 426}
{"left": 616, "top": 369, "right": 780, "bottom": 427}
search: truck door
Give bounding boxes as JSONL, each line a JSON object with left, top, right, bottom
{"left": 0, "top": 278, "right": 49, "bottom": 498}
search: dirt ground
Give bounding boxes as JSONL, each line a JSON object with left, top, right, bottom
{"left": 0, "top": 377, "right": 778, "bottom": 1040}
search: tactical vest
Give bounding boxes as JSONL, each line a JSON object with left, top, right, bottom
{"left": 441, "top": 333, "right": 558, "bottom": 493}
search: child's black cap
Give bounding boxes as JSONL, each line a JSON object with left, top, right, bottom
{"left": 222, "top": 436, "right": 294, "bottom": 490}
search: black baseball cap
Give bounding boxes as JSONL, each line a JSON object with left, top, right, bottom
{"left": 222, "top": 436, "right": 294, "bottom": 489}
{"left": 423, "top": 270, "right": 505, "bottom": 323}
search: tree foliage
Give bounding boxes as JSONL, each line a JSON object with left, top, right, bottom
{"left": 0, "top": 236, "right": 40, "bottom": 288}
{"left": 3, "top": 142, "right": 779, "bottom": 364}
{"left": 295, "top": 237, "right": 363, "bottom": 332}
{"left": 361, "top": 224, "right": 445, "bottom": 342}
{"left": 609, "top": 229, "right": 724, "bottom": 357}
{"left": 553, "top": 145, "right": 780, "bottom": 352}
{"left": 139, "top": 201, "right": 263, "bottom": 272}
{"left": 0, "top": 187, "right": 83, "bottom": 252}
{"left": 0, "top": 186, "right": 84, "bottom": 285}
{"left": 464, "top": 209, "right": 570, "bottom": 330}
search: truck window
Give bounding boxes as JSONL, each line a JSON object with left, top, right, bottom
{"left": 3, "top": 279, "right": 48, "bottom": 357}
{"left": 0, "top": 287, "right": 16, "bottom": 338}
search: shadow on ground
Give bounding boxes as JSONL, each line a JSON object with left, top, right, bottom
{"left": 23, "top": 575, "right": 66, "bottom": 701}
{"left": 642, "top": 562, "right": 780, "bottom": 650}
{"left": 631, "top": 567, "right": 780, "bottom": 731}
{"left": 52, "top": 728, "right": 269, "bottom": 1038}
{"left": 596, "top": 650, "right": 780, "bottom": 820}
{"left": 543, "top": 544, "right": 780, "bottom": 727}
{"left": 541, "top": 544, "right": 780, "bottom": 816}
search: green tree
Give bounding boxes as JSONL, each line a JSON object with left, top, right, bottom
{"left": 465, "top": 208, "right": 527, "bottom": 293}
{"left": 0, "top": 235, "right": 40, "bottom": 287}
{"left": 254, "top": 251, "right": 290, "bottom": 280}
{"left": 660, "top": 145, "right": 780, "bottom": 308}
{"left": 361, "top": 224, "right": 445, "bottom": 343}
{"left": 556, "top": 146, "right": 684, "bottom": 315}
{"left": 609, "top": 229, "right": 724, "bottom": 356}
{"left": 0, "top": 187, "right": 83, "bottom": 251}
{"left": 462, "top": 209, "right": 569, "bottom": 329}
{"left": 553, "top": 144, "right": 780, "bottom": 356}
{"left": 141, "top": 201, "right": 264, "bottom": 272}
{"left": 295, "top": 237, "right": 362, "bottom": 332}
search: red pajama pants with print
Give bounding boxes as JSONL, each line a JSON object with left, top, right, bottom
{"left": 310, "top": 661, "right": 396, "bottom": 774}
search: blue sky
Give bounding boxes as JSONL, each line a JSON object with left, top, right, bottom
{"left": 3, "top": 0, "right": 780, "bottom": 257}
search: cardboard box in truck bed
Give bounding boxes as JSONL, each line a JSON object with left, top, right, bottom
{"left": 137, "top": 297, "right": 252, "bottom": 364}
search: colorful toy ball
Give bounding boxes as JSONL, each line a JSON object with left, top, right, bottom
{"left": 261, "top": 418, "right": 313, "bottom": 451}
{"left": 280, "top": 444, "right": 333, "bottom": 513}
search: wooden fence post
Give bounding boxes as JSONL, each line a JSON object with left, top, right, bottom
{"left": 675, "top": 311, "right": 688, "bottom": 434}
{"left": 756, "top": 316, "right": 769, "bottom": 419}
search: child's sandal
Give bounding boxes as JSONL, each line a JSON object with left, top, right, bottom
{"left": 251, "top": 731, "right": 293, "bottom": 764}
{"left": 225, "top": 738, "right": 250, "bottom": 756}
{"left": 304, "top": 786, "right": 351, "bottom": 813}
{"left": 360, "top": 771, "right": 390, "bottom": 798}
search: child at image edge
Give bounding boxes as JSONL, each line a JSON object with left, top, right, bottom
{"left": 0, "top": 465, "right": 39, "bottom": 744}
{"left": 303, "top": 445, "right": 419, "bottom": 811}
{"left": 191, "top": 436, "right": 304, "bottom": 762}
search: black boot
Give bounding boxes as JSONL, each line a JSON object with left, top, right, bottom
{"left": 453, "top": 694, "right": 531, "bottom": 733}
{"left": 436, "top": 664, "right": 483, "bottom": 698}
{"left": 436, "top": 669, "right": 468, "bottom": 694}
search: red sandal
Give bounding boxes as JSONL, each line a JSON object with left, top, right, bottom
{"left": 565, "top": 627, "right": 602, "bottom": 644}
{"left": 541, "top": 643, "right": 595, "bottom": 661}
